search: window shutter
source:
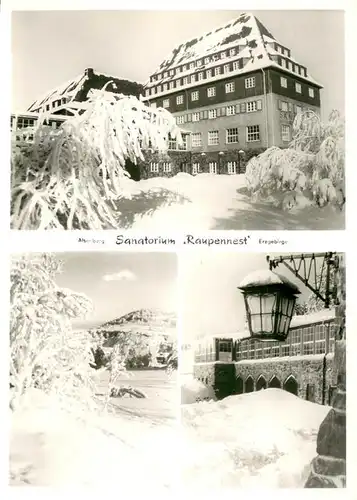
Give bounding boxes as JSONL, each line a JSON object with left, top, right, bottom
{"left": 221, "top": 106, "right": 226, "bottom": 116}
{"left": 236, "top": 103, "right": 240, "bottom": 114}
{"left": 278, "top": 100, "right": 282, "bottom": 110}
{"left": 203, "top": 110, "right": 208, "bottom": 119}
{"left": 240, "top": 102, "right": 246, "bottom": 113}
{"left": 187, "top": 113, "right": 192, "bottom": 122}
{"left": 217, "top": 108, "right": 221, "bottom": 117}
{"left": 257, "top": 99, "right": 262, "bottom": 110}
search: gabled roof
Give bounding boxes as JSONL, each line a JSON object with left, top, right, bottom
{"left": 145, "top": 12, "right": 322, "bottom": 92}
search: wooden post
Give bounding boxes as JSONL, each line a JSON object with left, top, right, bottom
{"left": 304, "top": 253, "right": 346, "bottom": 488}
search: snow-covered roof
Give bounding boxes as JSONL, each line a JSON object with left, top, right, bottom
{"left": 238, "top": 269, "right": 301, "bottom": 293}
{"left": 145, "top": 12, "right": 321, "bottom": 93}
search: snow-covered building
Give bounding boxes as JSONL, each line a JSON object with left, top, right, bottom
{"left": 143, "top": 12, "right": 322, "bottom": 177}
{"left": 193, "top": 309, "right": 337, "bottom": 406}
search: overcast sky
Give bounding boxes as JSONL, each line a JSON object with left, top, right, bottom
{"left": 182, "top": 252, "right": 324, "bottom": 342}
{"left": 53, "top": 252, "right": 177, "bottom": 329}
{"left": 11, "top": 10, "right": 344, "bottom": 119}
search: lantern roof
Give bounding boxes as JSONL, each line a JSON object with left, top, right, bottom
{"left": 238, "top": 269, "right": 300, "bottom": 294}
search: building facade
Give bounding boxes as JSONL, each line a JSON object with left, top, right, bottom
{"left": 193, "top": 311, "right": 337, "bottom": 406}
{"left": 143, "top": 12, "right": 322, "bottom": 178}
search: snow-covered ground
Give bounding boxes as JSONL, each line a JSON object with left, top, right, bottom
{"left": 116, "top": 173, "right": 344, "bottom": 230}
{"left": 181, "top": 386, "right": 330, "bottom": 490}
{"left": 9, "top": 370, "right": 178, "bottom": 489}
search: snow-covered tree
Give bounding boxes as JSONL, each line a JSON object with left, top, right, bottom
{"left": 245, "top": 110, "right": 345, "bottom": 210}
{"left": 10, "top": 254, "right": 96, "bottom": 412}
{"left": 11, "top": 89, "right": 182, "bottom": 230}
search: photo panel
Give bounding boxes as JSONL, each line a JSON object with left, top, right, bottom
{"left": 9, "top": 251, "right": 178, "bottom": 489}
{"left": 180, "top": 251, "right": 346, "bottom": 489}
{"left": 10, "top": 10, "right": 344, "bottom": 231}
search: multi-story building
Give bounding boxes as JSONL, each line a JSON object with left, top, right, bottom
{"left": 193, "top": 309, "right": 337, "bottom": 406}
{"left": 143, "top": 12, "right": 322, "bottom": 177}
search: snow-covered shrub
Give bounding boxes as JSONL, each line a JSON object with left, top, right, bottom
{"left": 245, "top": 110, "right": 345, "bottom": 210}
{"left": 10, "top": 254, "right": 96, "bottom": 412}
{"left": 181, "top": 378, "right": 216, "bottom": 404}
{"left": 11, "top": 88, "right": 182, "bottom": 229}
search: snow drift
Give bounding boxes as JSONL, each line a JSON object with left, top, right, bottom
{"left": 181, "top": 388, "right": 330, "bottom": 489}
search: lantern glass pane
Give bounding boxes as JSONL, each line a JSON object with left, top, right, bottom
{"left": 260, "top": 294, "right": 276, "bottom": 333}
{"left": 246, "top": 294, "right": 261, "bottom": 316}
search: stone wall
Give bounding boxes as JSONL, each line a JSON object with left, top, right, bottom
{"left": 193, "top": 353, "right": 335, "bottom": 405}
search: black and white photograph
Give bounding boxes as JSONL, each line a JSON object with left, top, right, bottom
{"left": 9, "top": 252, "right": 178, "bottom": 488}
{"left": 180, "top": 252, "right": 346, "bottom": 488}
{"left": 10, "top": 10, "right": 345, "bottom": 230}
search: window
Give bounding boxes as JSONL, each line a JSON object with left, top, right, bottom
{"left": 288, "top": 61, "right": 293, "bottom": 71}
{"left": 206, "top": 69, "right": 212, "bottom": 78}
{"left": 150, "top": 102, "right": 157, "bottom": 109}
{"left": 176, "top": 116, "right": 184, "bottom": 125}
{"left": 247, "top": 125, "right": 260, "bottom": 142}
{"left": 190, "top": 62, "right": 195, "bottom": 69}
{"left": 281, "top": 59, "right": 287, "bottom": 68}
{"left": 192, "top": 112, "right": 200, "bottom": 122}
{"left": 245, "top": 77, "right": 256, "bottom": 88}
{"left": 220, "top": 51, "right": 227, "bottom": 59}
{"left": 157, "top": 85, "right": 162, "bottom": 93}
{"left": 179, "top": 134, "right": 188, "bottom": 150}
{"left": 145, "top": 89, "right": 150, "bottom": 97}
{"left": 295, "top": 82, "right": 302, "bottom": 93}
{"left": 157, "top": 74, "right": 162, "bottom": 80}
{"left": 207, "top": 87, "right": 216, "bottom": 97}
{"left": 281, "top": 101, "right": 288, "bottom": 112}
{"left": 229, "top": 48, "right": 236, "bottom": 56}
{"left": 280, "top": 77, "right": 287, "bottom": 88}
{"left": 163, "top": 83, "right": 168, "bottom": 91}
{"left": 198, "top": 72, "right": 204, "bottom": 81}
{"left": 183, "top": 77, "right": 188, "bottom": 85}
{"left": 192, "top": 162, "right": 200, "bottom": 174}
{"left": 150, "top": 162, "right": 159, "bottom": 173}
{"left": 226, "top": 127, "right": 239, "bottom": 144}
{"left": 163, "top": 99, "right": 169, "bottom": 108}
{"left": 176, "top": 95, "right": 184, "bottom": 105}
{"left": 191, "top": 90, "right": 199, "bottom": 101}
{"left": 191, "top": 74, "right": 196, "bottom": 83}
{"left": 191, "top": 133, "right": 202, "bottom": 147}
{"left": 281, "top": 125, "right": 290, "bottom": 142}
{"left": 204, "top": 57, "right": 210, "bottom": 64}
{"left": 308, "top": 87, "right": 315, "bottom": 98}
{"left": 246, "top": 101, "right": 257, "bottom": 113}
{"left": 225, "top": 82, "right": 235, "bottom": 93}
{"left": 197, "top": 60, "right": 202, "bottom": 67}
{"left": 182, "top": 65, "right": 187, "bottom": 71}
{"left": 214, "top": 67, "right": 221, "bottom": 76}
{"left": 227, "top": 161, "right": 236, "bottom": 174}
{"left": 168, "top": 136, "right": 177, "bottom": 150}
{"left": 233, "top": 61, "right": 239, "bottom": 71}
{"left": 208, "top": 109, "right": 217, "bottom": 119}
{"left": 209, "top": 162, "right": 217, "bottom": 174}
{"left": 208, "top": 130, "right": 219, "bottom": 145}
{"left": 163, "top": 162, "right": 172, "bottom": 173}
{"left": 224, "top": 64, "right": 230, "bottom": 73}
{"left": 169, "top": 82, "right": 174, "bottom": 89}
{"left": 227, "top": 105, "right": 235, "bottom": 116}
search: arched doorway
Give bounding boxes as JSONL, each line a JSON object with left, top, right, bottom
{"left": 268, "top": 376, "right": 281, "bottom": 389}
{"left": 256, "top": 376, "right": 267, "bottom": 391}
{"left": 235, "top": 376, "right": 244, "bottom": 395}
{"left": 283, "top": 375, "right": 298, "bottom": 396}
{"left": 244, "top": 376, "right": 254, "bottom": 393}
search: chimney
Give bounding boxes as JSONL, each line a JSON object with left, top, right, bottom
{"left": 85, "top": 68, "right": 94, "bottom": 78}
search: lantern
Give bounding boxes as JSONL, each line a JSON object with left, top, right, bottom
{"left": 238, "top": 269, "right": 300, "bottom": 342}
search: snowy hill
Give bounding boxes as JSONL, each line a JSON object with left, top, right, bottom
{"left": 146, "top": 12, "right": 321, "bottom": 92}
{"left": 94, "top": 308, "right": 177, "bottom": 347}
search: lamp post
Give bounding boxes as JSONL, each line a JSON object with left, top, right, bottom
{"left": 238, "top": 269, "right": 300, "bottom": 342}
{"left": 239, "top": 253, "right": 346, "bottom": 488}
{"left": 238, "top": 149, "right": 245, "bottom": 174}
{"left": 218, "top": 151, "right": 224, "bottom": 175}
{"left": 200, "top": 152, "right": 206, "bottom": 173}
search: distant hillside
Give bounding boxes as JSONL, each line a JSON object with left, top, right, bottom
{"left": 92, "top": 308, "right": 176, "bottom": 348}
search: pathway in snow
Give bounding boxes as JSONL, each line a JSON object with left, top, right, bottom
{"left": 114, "top": 174, "right": 344, "bottom": 231}
{"left": 10, "top": 370, "right": 178, "bottom": 488}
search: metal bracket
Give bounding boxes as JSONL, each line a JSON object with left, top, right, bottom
{"left": 266, "top": 252, "right": 339, "bottom": 308}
